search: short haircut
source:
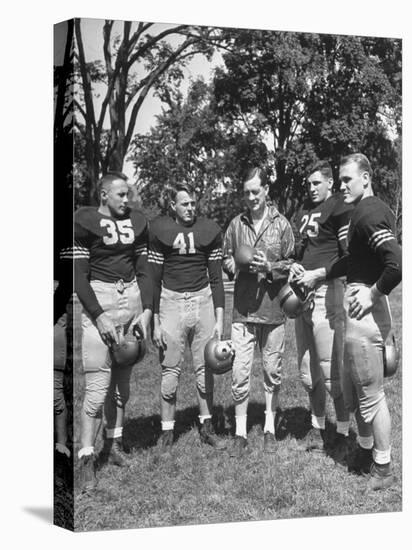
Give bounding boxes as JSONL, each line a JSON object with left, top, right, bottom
{"left": 169, "top": 183, "right": 196, "bottom": 202}
{"left": 307, "top": 160, "right": 333, "bottom": 180}
{"left": 97, "top": 171, "right": 128, "bottom": 196}
{"left": 340, "top": 153, "right": 373, "bottom": 179}
{"left": 243, "top": 167, "right": 268, "bottom": 187}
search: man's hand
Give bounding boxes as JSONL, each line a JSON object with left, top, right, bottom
{"left": 96, "top": 312, "right": 119, "bottom": 347}
{"left": 212, "top": 307, "right": 224, "bottom": 340}
{"left": 288, "top": 262, "right": 305, "bottom": 282}
{"left": 250, "top": 250, "right": 270, "bottom": 274}
{"left": 348, "top": 285, "right": 382, "bottom": 320}
{"left": 295, "top": 268, "right": 326, "bottom": 291}
{"left": 152, "top": 315, "right": 167, "bottom": 349}
{"left": 133, "top": 308, "right": 152, "bottom": 339}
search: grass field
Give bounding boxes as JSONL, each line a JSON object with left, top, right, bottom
{"left": 70, "top": 284, "right": 402, "bottom": 532}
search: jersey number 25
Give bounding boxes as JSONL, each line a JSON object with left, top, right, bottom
{"left": 300, "top": 212, "right": 321, "bottom": 238}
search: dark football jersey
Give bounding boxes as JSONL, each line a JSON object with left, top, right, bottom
{"left": 148, "top": 216, "right": 224, "bottom": 313}
{"left": 346, "top": 196, "right": 401, "bottom": 294}
{"left": 295, "top": 193, "right": 352, "bottom": 272}
{"left": 68, "top": 207, "right": 151, "bottom": 319}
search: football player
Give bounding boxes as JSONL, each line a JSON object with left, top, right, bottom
{"left": 223, "top": 167, "right": 294, "bottom": 457}
{"left": 71, "top": 172, "right": 152, "bottom": 493}
{"left": 289, "top": 160, "right": 352, "bottom": 456}
{"left": 148, "top": 183, "right": 226, "bottom": 451}
{"left": 335, "top": 153, "right": 402, "bottom": 490}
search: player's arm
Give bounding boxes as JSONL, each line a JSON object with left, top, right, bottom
{"left": 222, "top": 221, "right": 236, "bottom": 281}
{"left": 133, "top": 224, "right": 153, "bottom": 339}
{"left": 207, "top": 232, "right": 225, "bottom": 339}
{"left": 147, "top": 227, "right": 166, "bottom": 348}
{"left": 54, "top": 248, "right": 73, "bottom": 324}
{"left": 74, "top": 221, "right": 118, "bottom": 346}
{"left": 349, "top": 217, "right": 402, "bottom": 320}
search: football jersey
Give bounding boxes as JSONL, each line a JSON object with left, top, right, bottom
{"left": 346, "top": 196, "right": 401, "bottom": 294}
{"left": 295, "top": 193, "right": 352, "bottom": 272}
{"left": 68, "top": 207, "right": 151, "bottom": 319}
{"left": 148, "top": 216, "right": 224, "bottom": 313}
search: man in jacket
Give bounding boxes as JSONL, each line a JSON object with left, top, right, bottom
{"left": 223, "top": 167, "right": 294, "bottom": 457}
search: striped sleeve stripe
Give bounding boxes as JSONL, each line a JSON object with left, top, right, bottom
{"left": 60, "top": 247, "right": 89, "bottom": 259}
{"left": 135, "top": 245, "right": 148, "bottom": 255}
{"left": 368, "top": 229, "right": 395, "bottom": 250}
{"left": 338, "top": 224, "right": 349, "bottom": 240}
{"left": 148, "top": 251, "right": 164, "bottom": 265}
{"left": 209, "top": 253, "right": 223, "bottom": 261}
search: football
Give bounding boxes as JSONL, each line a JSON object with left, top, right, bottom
{"left": 234, "top": 244, "right": 255, "bottom": 270}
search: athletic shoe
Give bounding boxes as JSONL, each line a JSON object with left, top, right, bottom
{"left": 229, "top": 435, "right": 248, "bottom": 458}
{"left": 296, "top": 428, "right": 325, "bottom": 453}
{"left": 368, "top": 462, "right": 395, "bottom": 491}
{"left": 199, "top": 419, "right": 227, "bottom": 450}
{"left": 78, "top": 454, "right": 97, "bottom": 494}
{"left": 348, "top": 445, "right": 373, "bottom": 475}
{"left": 263, "top": 432, "right": 277, "bottom": 454}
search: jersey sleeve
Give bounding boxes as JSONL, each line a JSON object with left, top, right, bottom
{"left": 324, "top": 206, "right": 351, "bottom": 278}
{"left": 147, "top": 224, "right": 165, "bottom": 315}
{"left": 206, "top": 231, "right": 225, "bottom": 309}
{"left": 359, "top": 213, "right": 402, "bottom": 295}
{"left": 73, "top": 219, "right": 104, "bottom": 320}
{"left": 222, "top": 220, "right": 236, "bottom": 280}
{"left": 134, "top": 223, "right": 153, "bottom": 311}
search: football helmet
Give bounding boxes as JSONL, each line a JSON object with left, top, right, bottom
{"left": 204, "top": 338, "right": 235, "bottom": 374}
{"left": 383, "top": 333, "right": 400, "bottom": 378}
{"left": 278, "top": 281, "right": 313, "bottom": 319}
{"left": 111, "top": 323, "right": 146, "bottom": 367}
{"left": 234, "top": 244, "right": 255, "bottom": 271}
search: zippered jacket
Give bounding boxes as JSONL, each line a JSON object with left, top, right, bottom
{"left": 223, "top": 205, "right": 295, "bottom": 325}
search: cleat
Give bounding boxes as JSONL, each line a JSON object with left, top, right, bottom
{"left": 263, "top": 432, "right": 277, "bottom": 454}
{"left": 368, "top": 462, "right": 395, "bottom": 491}
{"left": 78, "top": 454, "right": 97, "bottom": 494}
{"left": 101, "top": 435, "right": 128, "bottom": 467}
{"left": 296, "top": 428, "right": 325, "bottom": 453}
{"left": 348, "top": 446, "right": 373, "bottom": 475}
{"left": 199, "top": 419, "right": 227, "bottom": 450}
{"left": 229, "top": 435, "right": 248, "bottom": 458}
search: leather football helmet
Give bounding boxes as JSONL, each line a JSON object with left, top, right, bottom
{"left": 111, "top": 323, "right": 146, "bottom": 367}
{"left": 204, "top": 338, "right": 235, "bottom": 375}
{"left": 383, "top": 333, "right": 400, "bottom": 378}
{"left": 278, "top": 281, "right": 314, "bottom": 319}
{"left": 234, "top": 244, "right": 255, "bottom": 271}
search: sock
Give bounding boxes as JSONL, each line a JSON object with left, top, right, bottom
{"left": 264, "top": 410, "right": 275, "bottom": 434}
{"left": 336, "top": 421, "right": 350, "bottom": 436}
{"left": 199, "top": 414, "right": 212, "bottom": 425}
{"left": 358, "top": 435, "right": 374, "bottom": 450}
{"left": 55, "top": 443, "right": 71, "bottom": 457}
{"left": 235, "top": 415, "right": 247, "bottom": 438}
{"left": 78, "top": 446, "right": 94, "bottom": 459}
{"left": 161, "top": 420, "right": 175, "bottom": 431}
{"left": 311, "top": 414, "right": 325, "bottom": 430}
{"left": 105, "top": 426, "right": 123, "bottom": 439}
{"left": 373, "top": 446, "right": 391, "bottom": 465}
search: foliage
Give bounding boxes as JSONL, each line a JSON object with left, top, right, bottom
{"left": 73, "top": 19, "right": 221, "bottom": 202}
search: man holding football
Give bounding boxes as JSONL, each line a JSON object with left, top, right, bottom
{"left": 148, "top": 183, "right": 226, "bottom": 451}
{"left": 72, "top": 171, "right": 152, "bottom": 493}
{"left": 289, "top": 160, "right": 352, "bottom": 456}
{"left": 223, "top": 167, "right": 294, "bottom": 457}
{"left": 334, "top": 153, "right": 402, "bottom": 490}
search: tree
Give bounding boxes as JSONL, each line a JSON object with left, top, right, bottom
{"left": 73, "top": 19, "right": 219, "bottom": 202}
{"left": 129, "top": 78, "right": 270, "bottom": 227}
{"left": 214, "top": 30, "right": 402, "bottom": 219}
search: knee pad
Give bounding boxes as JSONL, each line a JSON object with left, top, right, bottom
{"left": 358, "top": 390, "right": 386, "bottom": 424}
{"left": 83, "top": 389, "right": 106, "bottom": 418}
{"left": 161, "top": 368, "right": 179, "bottom": 401}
